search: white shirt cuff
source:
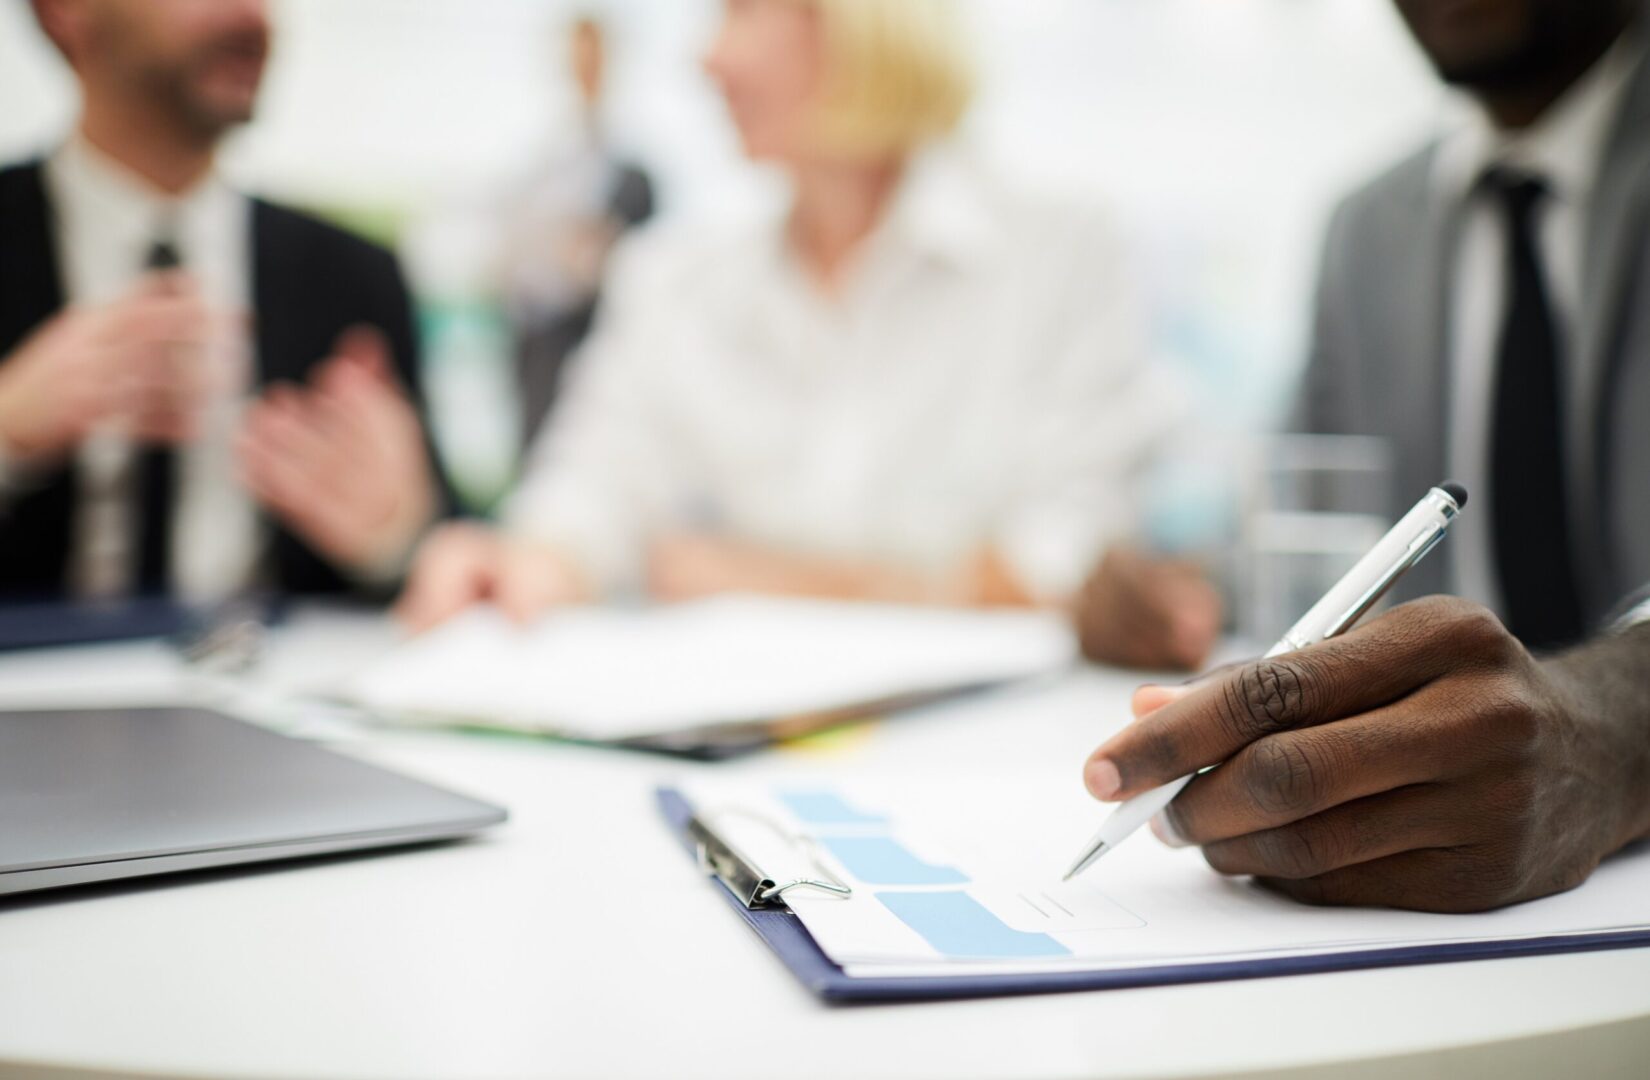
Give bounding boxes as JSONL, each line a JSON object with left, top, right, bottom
{"left": 1619, "top": 598, "right": 1650, "bottom": 631}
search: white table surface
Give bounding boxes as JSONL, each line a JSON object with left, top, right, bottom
{"left": 0, "top": 609, "right": 1646, "bottom": 1080}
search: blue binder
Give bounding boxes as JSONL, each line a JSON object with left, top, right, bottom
{"left": 0, "top": 597, "right": 191, "bottom": 652}
{"left": 658, "top": 788, "right": 1650, "bottom": 1003}
{"left": 0, "top": 595, "right": 284, "bottom": 653}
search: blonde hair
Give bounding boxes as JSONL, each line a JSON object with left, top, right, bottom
{"left": 804, "top": 0, "right": 976, "bottom": 158}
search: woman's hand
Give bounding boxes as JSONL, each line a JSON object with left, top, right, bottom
{"left": 394, "top": 523, "right": 588, "bottom": 632}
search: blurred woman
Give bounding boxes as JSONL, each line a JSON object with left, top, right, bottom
{"left": 397, "top": 0, "right": 1178, "bottom": 629}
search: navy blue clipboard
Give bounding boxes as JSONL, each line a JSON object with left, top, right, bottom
{"left": 657, "top": 788, "right": 1650, "bottom": 1003}
{"left": 0, "top": 597, "right": 191, "bottom": 652}
{"left": 0, "top": 596, "right": 285, "bottom": 653}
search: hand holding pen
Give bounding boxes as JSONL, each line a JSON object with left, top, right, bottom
{"left": 1064, "top": 484, "right": 1650, "bottom": 913}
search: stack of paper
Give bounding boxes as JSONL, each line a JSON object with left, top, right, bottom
{"left": 342, "top": 596, "right": 1076, "bottom": 743}
{"left": 677, "top": 777, "right": 1650, "bottom": 979}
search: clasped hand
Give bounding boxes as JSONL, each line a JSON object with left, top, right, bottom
{"left": 0, "top": 274, "right": 435, "bottom": 571}
{"left": 0, "top": 274, "right": 227, "bottom": 456}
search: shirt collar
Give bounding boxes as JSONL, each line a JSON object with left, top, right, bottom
{"left": 1433, "top": 30, "right": 1643, "bottom": 208}
{"left": 764, "top": 141, "right": 1002, "bottom": 282}
{"left": 877, "top": 142, "right": 1002, "bottom": 270}
{"left": 45, "top": 132, "right": 236, "bottom": 264}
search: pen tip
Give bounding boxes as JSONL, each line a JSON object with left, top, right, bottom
{"left": 1062, "top": 841, "right": 1108, "bottom": 883}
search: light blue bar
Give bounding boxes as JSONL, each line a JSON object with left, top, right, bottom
{"left": 877, "top": 891, "right": 1072, "bottom": 959}
{"left": 818, "top": 836, "right": 968, "bottom": 885}
{"left": 776, "top": 790, "right": 888, "bottom": 826}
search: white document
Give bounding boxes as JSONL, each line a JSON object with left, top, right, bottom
{"left": 677, "top": 777, "right": 1650, "bottom": 979}
{"left": 343, "top": 596, "right": 1075, "bottom": 741}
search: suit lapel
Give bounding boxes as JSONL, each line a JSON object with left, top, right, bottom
{"left": 249, "top": 197, "right": 305, "bottom": 389}
{"left": 1353, "top": 151, "right": 1460, "bottom": 601}
{"left": 1574, "top": 45, "right": 1650, "bottom": 611}
{"left": 1394, "top": 152, "right": 1460, "bottom": 500}
{"left": 0, "top": 162, "right": 67, "bottom": 356}
{"left": 0, "top": 162, "right": 77, "bottom": 594}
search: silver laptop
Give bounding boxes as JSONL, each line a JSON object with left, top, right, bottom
{"left": 0, "top": 707, "right": 507, "bottom": 896}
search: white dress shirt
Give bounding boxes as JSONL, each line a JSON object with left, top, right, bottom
{"left": 506, "top": 146, "right": 1178, "bottom": 601}
{"left": 24, "top": 136, "right": 262, "bottom": 602}
{"left": 1433, "top": 35, "right": 1641, "bottom": 612}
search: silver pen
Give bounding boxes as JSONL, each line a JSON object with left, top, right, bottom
{"left": 1063, "top": 481, "right": 1469, "bottom": 881}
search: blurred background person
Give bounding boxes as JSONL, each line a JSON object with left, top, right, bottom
{"left": 1072, "top": 547, "right": 1224, "bottom": 672}
{"left": 0, "top": 0, "right": 1467, "bottom": 660}
{"left": 0, "top": 0, "right": 444, "bottom": 609}
{"left": 1087, "top": 0, "right": 1650, "bottom": 915}
{"left": 1076, "top": 0, "right": 1650, "bottom": 672}
{"left": 499, "top": 12, "right": 656, "bottom": 449}
{"left": 397, "top": 0, "right": 1179, "bottom": 630}
{"left": 1297, "top": 0, "right": 1649, "bottom": 651}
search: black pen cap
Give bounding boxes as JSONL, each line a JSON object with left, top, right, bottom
{"left": 1440, "top": 481, "right": 1469, "bottom": 509}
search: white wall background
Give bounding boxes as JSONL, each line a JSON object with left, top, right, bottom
{"left": 0, "top": 0, "right": 1448, "bottom": 514}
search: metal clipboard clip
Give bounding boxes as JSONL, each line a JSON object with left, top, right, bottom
{"left": 688, "top": 808, "right": 852, "bottom": 909}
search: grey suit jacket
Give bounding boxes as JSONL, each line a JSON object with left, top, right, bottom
{"left": 1296, "top": 38, "right": 1650, "bottom": 634}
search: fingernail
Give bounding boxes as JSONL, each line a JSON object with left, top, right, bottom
{"left": 1150, "top": 812, "right": 1189, "bottom": 848}
{"left": 1085, "top": 758, "right": 1121, "bottom": 800}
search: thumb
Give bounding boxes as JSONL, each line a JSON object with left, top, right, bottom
{"left": 330, "top": 324, "right": 393, "bottom": 380}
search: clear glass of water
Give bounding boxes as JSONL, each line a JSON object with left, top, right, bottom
{"left": 1239, "top": 435, "right": 1394, "bottom": 647}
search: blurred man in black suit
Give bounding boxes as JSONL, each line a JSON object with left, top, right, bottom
{"left": 0, "top": 0, "right": 443, "bottom": 604}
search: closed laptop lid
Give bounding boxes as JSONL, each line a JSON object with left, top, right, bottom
{"left": 0, "top": 707, "right": 505, "bottom": 890}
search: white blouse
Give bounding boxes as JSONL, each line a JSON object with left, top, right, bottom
{"left": 505, "top": 147, "right": 1180, "bottom": 601}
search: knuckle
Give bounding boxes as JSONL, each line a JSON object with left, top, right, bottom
{"left": 1242, "top": 736, "right": 1328, "bottom": 818}
{"left": 1219, "top": 658, "right": 1315, "bottom": 742}
{"left": 1452, "top": 604, "right": 1520, "bottom": 663}
{"left": 1481, "top": 774, "right": 1543, "bottom": 846}
{"left": 1437, "top": 850, "right": 1523, "bottom": 912}
{"left": 1253, "top": 820, "right": 1344, "bottom": 880}
{"left": 1399, "top": 596, "right": 1516, "bottom": 663}
{"left": 1469, "top": 679, "right": 1546, "bottom": 755}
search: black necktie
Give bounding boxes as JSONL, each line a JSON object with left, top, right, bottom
{"left": 1484, "top": 170, "right": 1585, "bottom": 649}
{"left": 135, "top": 237, "right": 182, "bottom": 594}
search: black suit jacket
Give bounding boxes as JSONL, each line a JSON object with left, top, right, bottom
{"left": 0, "top": 159, "right": 441, "bottom": 599}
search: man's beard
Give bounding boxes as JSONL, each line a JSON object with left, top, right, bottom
{"left": 141, "top": 32, "right": 268, "bottom": 143}
{"left": 1426, "top": 4, "right": 1621, "bottom": 91}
